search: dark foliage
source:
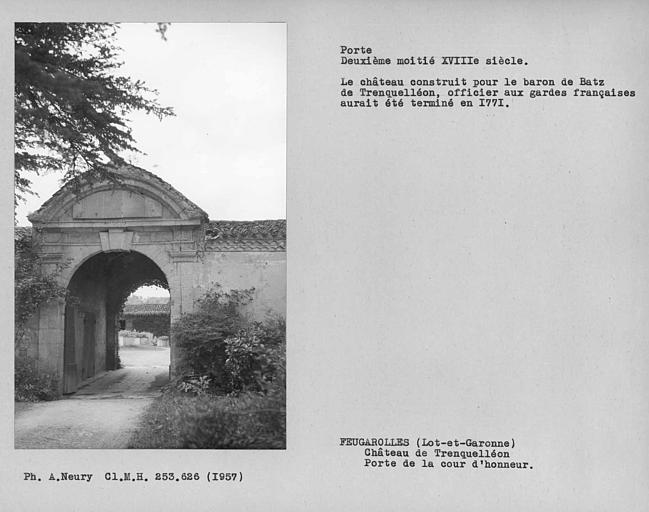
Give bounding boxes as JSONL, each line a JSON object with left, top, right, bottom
{"left": 15, "top": 22, "right": 174, "bottom": 203}
{"left": 128, "top": 378, "right": 285, "bottom": 449}
{"left": 15, "top": 356, "right": 59, "bottom": 402}
{"left": 15, "top": 228, "right": 67, "bottom": 401}
{"left": 171, "top": 285, "right": 254, "bottom": 390}
{"left": 127, "top": 315, "right": 170, "bottom": 338}
{"left": 130, "top": 286, "right": 286, "bottom": 448}
{"left": 14, "top": 228, "right": 67, "bottom": 341}
{"left": 181, "top": 383, "right": 285, "bottom": 449}
{"left": 224, "top": 316, "right": 286, "bottom": 393}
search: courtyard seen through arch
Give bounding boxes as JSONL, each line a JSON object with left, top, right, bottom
{"left": 15, "top": 165, "right": 286, "bottom": 449}
{"left": 64, "top": 250, "right": 171, "bottom": 393}
{"left": 117, "top": 285, "right": 172, "bottom": 392}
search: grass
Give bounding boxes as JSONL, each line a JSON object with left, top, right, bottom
{"left": 128, "top": 386, "right": 285, "bottom": 449}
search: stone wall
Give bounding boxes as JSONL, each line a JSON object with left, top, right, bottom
{"left": 20, "top": 165, "right": 286, "bottom": 395}
{"left": 178, "top": 251, "right": 287, "bottom": 318}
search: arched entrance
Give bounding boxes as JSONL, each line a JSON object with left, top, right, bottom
{"left": 63, "top": 250, "right": 169, "bottom": 393}
{"left": 25, "top": 165, "right": 209, "bottom": 395}
{"left": 23, "top": 164, "right": 286, "bottom": 397}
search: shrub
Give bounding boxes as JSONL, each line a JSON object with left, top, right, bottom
{"left": 171, "top": 284, "right": 254, "bottom": 390}
{"left": 255, "top": 313, "right": 286, "bottom": 347}
{"left": 14, "top": 228, "right": 68, "bottom": 343}
{"left": 15, "top": 355, "right": 59, "bottom": 402}
{"left": 140, "top": 284, "right": 287, "bottom": 449}
{"left": 129, "top": 383, "right": 286, "bottom": 449}
{"left": 181, "top": 389, "right": 285, "bottom": 449}
{"left": 15, "top": 229, "right": 68, "bottom": 401}
{"left": 177, "top": 375, "right": 212, "bottom": 396}
{"left": 224, "top": 320, "right": 285, "bottom": 393}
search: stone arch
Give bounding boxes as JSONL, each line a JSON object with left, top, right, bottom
{"left": 23, "top": 164, "right": 286, "bottom": 397}
{"left": 63, "top": 249, "right": 171, "bottom": 394}
{"left": 27, "top": 165, "right": 208, "bottom": 395}
{"left": 60, "top": 244, "right": 173, "bottom": 293}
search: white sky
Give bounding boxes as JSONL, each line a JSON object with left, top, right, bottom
{"left": 16, "top": 23, "right": 286, "bottom": 226}
{"left": 130, "top": 285, "right": 169, "bottom": 299}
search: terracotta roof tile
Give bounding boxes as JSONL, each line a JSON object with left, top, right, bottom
{"left": 205, "top": 220, "right": 286, "bottom": 251}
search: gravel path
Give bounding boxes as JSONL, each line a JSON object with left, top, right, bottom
{"left": 14, "top": 346, "right": 170, "bottom": 449}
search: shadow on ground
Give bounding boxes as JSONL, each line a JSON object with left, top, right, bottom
{"left": 14, "top": 345, "right": 170, "bottom": 449}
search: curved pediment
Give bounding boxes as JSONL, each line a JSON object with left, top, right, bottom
{"left": 70, "top": 189, "right": 168, "bottom": 220}
{"left": 28, "top": 165, "right": 208, "bottom": 226}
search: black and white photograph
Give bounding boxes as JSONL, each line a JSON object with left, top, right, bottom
{"left": 13, "top": 22, "right": 286, "bottom": 449}
{"left": 2, "top": 1, "right": 649, "bottom": 511}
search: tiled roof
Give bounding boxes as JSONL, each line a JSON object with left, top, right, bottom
{"left": 205, "top": 220, "right": 286, "bottom": 252}
{"left": 122, "top": 303, "right": 170, "bottom": 316}
{"left": 15, "top": 218, "right": 287, "bottom": 252}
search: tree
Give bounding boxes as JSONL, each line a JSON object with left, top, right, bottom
{"left": 14, "top": 23, "right": 174, "bottom": 203}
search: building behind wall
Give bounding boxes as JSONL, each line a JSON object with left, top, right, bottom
{"left": 120, "top": 302, "right": 171, "bottom": 337}
{"left": 18, "top": 165, "right": 286, "bottom": 395}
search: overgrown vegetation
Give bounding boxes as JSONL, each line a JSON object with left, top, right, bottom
{"left": 14, "top": 229, "right": 67, "bottom": 340}
{"left": 224, "top": 315, "right": 285, "bottom": 393}
{"left": 129, "top": 285, "right": 286, "bottom": 449}
{"left": 128, "top": 379, "right": 285, "bottom": 449}
{"left": 15, "top": 357, "right": 59, "bottom": 402}
{"left": 14, "top": 228, "right": 67, "bottom": 401}
{"left": 172, "top": 285, "right": 254, "bottom": 392}
{"left": 15, "top": 22, "right": 174, "bottom": 204}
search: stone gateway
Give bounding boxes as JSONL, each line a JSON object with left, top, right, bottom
{"left": 21, "top": 165, "right": 286, "bottom": 395}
